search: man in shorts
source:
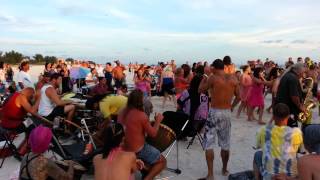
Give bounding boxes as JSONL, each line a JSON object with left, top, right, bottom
{"left": 118, "top": 89, "right": 166, "bottom": 180}
{"left": 199, "top": 59, "right": 240, "bottom": 179}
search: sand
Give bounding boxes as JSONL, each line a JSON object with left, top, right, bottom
{"left": 1, "top": 65, "right": 319, "bottom": 180}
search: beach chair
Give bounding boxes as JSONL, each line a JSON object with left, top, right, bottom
{"left": 0, "top": 126, "right": 20, "bottom": 168}
{"left": 161, "top": 111, "right": 190, "bottom": 174}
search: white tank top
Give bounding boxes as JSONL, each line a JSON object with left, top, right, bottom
{"left": 38, "top": 84, "right": 56, "bottom": 116}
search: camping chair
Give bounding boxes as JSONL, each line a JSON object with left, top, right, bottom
{"left": 161, "top": 111, "right": 190, "bottom": 174}
{"left": 0, "top": 126, "right": 20, "bottom": 168}
{"left": 186, "top": 120, "right": 205, "bottom": 150}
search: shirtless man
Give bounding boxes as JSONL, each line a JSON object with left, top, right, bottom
{"left": 118, "top": 89, "right": 166, "bottom": 180}
{"left": 199, "top": 59, "right": 240, "bottom": 179}
{"left": 112, "top": 60, "right": 126, "bottom": 89}
{"left": 298, "top": 124, "right": 320, "bottom": 180}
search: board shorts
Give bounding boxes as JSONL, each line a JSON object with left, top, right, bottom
{"left": 136, "top": 143, "right": 161, "bottom": 165}
{"left": 203, "top": 108, "right": 231, "bottom": 150}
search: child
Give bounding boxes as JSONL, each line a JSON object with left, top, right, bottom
{"left": 94, "top": 122, "right": 144, "bottom": 180}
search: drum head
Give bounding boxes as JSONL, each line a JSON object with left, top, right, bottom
{"left": 62, "top": 93, "right": 76, "bottom": 100}
{"left": 146, "top": 124, "right": 176, "bottom": 152}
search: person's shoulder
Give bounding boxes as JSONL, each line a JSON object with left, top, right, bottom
{"left": 93, "top": 154, "right": 103, "bottom": 165}
{"left": 290, "top": 127, "right": 302, "bottom": 134}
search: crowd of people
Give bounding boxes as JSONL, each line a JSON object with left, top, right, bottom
{"left": 0, "top": 56, "right": 319, "bottom": 180}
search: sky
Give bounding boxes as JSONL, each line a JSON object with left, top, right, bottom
{"left": 0, "top": 0, "right": 320, "bottom": 64}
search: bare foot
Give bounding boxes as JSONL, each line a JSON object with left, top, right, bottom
{"left": 198, "top": 176, "right": 214, "bottom": 180}
{"left": 258, "top": 121, "right": 266, "bottom": 125}
{"left": 222, "top": 169, "right": 229, "bottom": 176}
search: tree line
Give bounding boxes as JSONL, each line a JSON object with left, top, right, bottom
{"left": 0, "top": 50, "right": 74, "bottom": 64}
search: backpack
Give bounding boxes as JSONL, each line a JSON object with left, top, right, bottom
{"left": 194, "top": 94, "right": 209, "bottom": 121}
{"left": 177, "top": 90, "right": 190, "bottom": 116}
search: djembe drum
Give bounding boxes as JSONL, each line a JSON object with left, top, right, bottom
{"left": 55, "top": 160, "right": 86, "bottom": 180}
{"left": 146, "top": 123, "right": 176, "bottom": 152}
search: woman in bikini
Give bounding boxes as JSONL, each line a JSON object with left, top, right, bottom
{"left": 94, "top": 122, "right": 144, "bottom": 180}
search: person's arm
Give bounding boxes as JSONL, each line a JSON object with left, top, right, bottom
{"left": 46, "top": 87, "right": 72, "bottom": 106}
{"left": 130, "top": 153, "right": 144, "bottom": 173}
{"left": 159, "top": 73, "right": 163, "bottom": 91}
{"left": 143, "top": 113, "right": 163, "bottom": 138}
{"left": 198, "top": 74, "right": 212, "bottom": 93}
{"left": 19, "top": 95, "right": 38, "bottom": 116}
{"left": 231, "top": 81, "right": 241, "bottom": 111}
{"left": 47, "top": 160, "right": 74, "bottom": 180}
{"left": 297, "top": 157, "right": 312, "bottom": 180}
{"left": 255, "top": 128, "right": 262, "bottom": 149}
{"left": 289, "top": 79, "right": 305, "bottom": 112}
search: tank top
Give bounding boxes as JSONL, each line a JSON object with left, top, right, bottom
{"left": 38, "top": 84, "right": 56, "bottom": 117}
{"left": 1, "top": 92, "right": 26, "bottom": 128}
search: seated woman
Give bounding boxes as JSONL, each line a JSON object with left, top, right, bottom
{"left": 298, "top": 124, "right": 320, "bottom": 180}
{"left": 19, "top": 125, "right": 74, "bottom": 180}
{"left": 94, "top": 122, "right": 144, "bottom": 180}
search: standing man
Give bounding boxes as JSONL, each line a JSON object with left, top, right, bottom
{"left": 198, "top": 59, "right": 240, "bottom": 179}
{"left": 104, "top": 62, "right": 113, "bottom": 90}
{"left": 275, "top": 63, "right": 306, "bottom": 127}
{"left": 112, "top": 60, "right": 126, "bottom": 89}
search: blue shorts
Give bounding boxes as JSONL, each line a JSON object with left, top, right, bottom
{"left": 254, "top": 151, "right": 263, "bottom": 174}
{"left": 136, "top": 143, "right": 160, "bottom": 165}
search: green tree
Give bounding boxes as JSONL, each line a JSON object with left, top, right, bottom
{"left": 3, "top": 50, "right": 23, "bottom": 64}
{"left": 65, "top": 58, "right": 74, "bottom": 63}
{"left": 34, "top": 54, "right": 44, "bottom": 63}
{"left": 43, "top": 56, "right": 57, "bottom": 63}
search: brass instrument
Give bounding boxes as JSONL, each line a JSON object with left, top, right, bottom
{"left": 298, "top": 77, "right": 316, "bottom": 123}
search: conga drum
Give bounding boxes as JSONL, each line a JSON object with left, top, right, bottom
{"left": 55, "top": 160, "right": 86, "bottom": 180}
{"left": 146, "top": 123, "right": 176, "bottom": 152}
{"left": 62, "top": 93, "right": 76, "bottom": 101}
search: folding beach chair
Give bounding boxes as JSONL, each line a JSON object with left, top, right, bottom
{"left": 0, "top": 126, "right": 20, "bottom": 168}
{"left": 161, "top": 111, "right": 190, "bottom": 174}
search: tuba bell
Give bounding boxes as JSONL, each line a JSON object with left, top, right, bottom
{"left": 298, "top": 77, "right": 316, "bottom": 123}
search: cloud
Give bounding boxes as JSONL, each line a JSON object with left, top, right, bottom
{"left": 261, "top": 40, "right": 283, "bottom": 44}
{"left": 107, "top": 8, "right": 138, "bottom": 22}
{"left": 291, "top": 40, "right": 308, "bottom": 44}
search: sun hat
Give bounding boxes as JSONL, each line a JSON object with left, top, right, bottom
{"left": 28, "top": 125, "right": 53, "bottom": 154}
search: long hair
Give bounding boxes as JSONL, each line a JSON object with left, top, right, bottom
{"left": 102, "top": 122, "right": 125, "bottom": 159}
{"left": 126, "top": 89, "right": 144, "bottom": 111}
{"left": 253, "top": 67, "right": 263, "bottom": 79}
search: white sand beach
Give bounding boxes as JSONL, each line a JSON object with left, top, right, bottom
{"left": 1, "top": 65, "right": 319, "bottom": 180}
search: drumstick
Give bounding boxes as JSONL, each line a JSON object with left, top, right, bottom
{"left": 63, "top": 119, "right": 93, "bottom": 136}
{"left": 37, "top": 115, "right": 93, "bottom": 136}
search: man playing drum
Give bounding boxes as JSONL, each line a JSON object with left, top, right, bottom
{"left": 118, "top": 89, "right": 166, "bottom": 180}
{"left": 38, "top": 73, "right": 75, "bottom": 125}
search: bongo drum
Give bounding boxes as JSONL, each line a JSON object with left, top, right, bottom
{"left": 62, "top": 93, "right": 76, "bottom": 101}
{"left": 146, "top": 123, "right": 176, "bottom": 152}
{"left": 55, "top": 160, "right": 86, "bottom": 180}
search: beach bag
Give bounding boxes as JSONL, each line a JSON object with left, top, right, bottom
{"left": 176, "top": 90, "right": 190, "bottom": 116}
{"left": 194, "top": 93, "right": 209, "bottom": 121}
{"left": 228, "top": 170, "right": 254, "bottom": 180}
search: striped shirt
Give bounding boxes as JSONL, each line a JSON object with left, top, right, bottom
{"left": 256, "top": 125, "right": 303, "bottom": 178}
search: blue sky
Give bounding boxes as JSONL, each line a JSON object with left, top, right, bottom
{"left": 0, "top": 0, "right": 320, "bottom": 64}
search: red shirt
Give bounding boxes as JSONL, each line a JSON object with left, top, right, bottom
{"left": 1, "top": 92, "right": 27, "bottom": 128}
{"left": 90, "top": 84, "right": 109, "bottom": 96}
{"left": 118, "top": 108, "right": 157, "bottom": 152}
